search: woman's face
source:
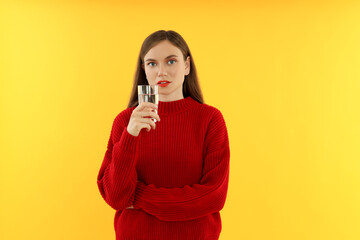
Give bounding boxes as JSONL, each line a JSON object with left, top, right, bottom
{"left": 142, "top": 40, "right": 190, "bottom": 102}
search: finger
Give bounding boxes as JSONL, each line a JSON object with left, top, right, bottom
{"left": 135, "top": 102, "right": 158, "bottom": 112}
{"left": 139, "top": 111, "right": 160, "bottom": 122}
{"left": 139, "top": 118, "right": 156, "bottom": 130}
{"left": 138, "top": 122, "right": 151, "bottom": 132}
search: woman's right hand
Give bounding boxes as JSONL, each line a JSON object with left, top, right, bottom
{"left": 127, "top": 102, "right": 160, "bottom": 137}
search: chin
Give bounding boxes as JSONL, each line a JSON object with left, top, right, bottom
{"left": 159, "top": 91, "right": 173, "bottom": 96}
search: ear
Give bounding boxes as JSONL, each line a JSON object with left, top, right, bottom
{"left": 185, "top": 56, "right": 190, "bottom": 76}
{"left": 141, "top": 64, "right": 144, "bottom": 70}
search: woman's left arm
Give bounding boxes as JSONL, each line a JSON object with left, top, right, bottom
{"left": 133, "top": 109, "right": 230, "bottom": 221}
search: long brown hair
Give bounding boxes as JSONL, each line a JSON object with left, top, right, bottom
{"left": 127, "top": 30, "right": 204, "bottom": 108}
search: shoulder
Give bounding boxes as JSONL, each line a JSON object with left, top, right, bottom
{"left": 106, "top": 106, "right": 137, "bottom": 143}
{"left": 198, "top": 103, "right": 228, "bottom": 137}
{"left": 198, "top": 104, "right": 229, "bottom": 152}
{"left": 111, "top": 106, "right": 137, "bottom": 133}
{"left": 196, "top": 102, "right": 226, "bottom": 123}
{"left": 192, "top": 101, "right": 228, "bottom": 140}
{"left": 117, "top": 106, "right": 137, "bottom": 125}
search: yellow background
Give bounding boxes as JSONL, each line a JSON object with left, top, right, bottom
{"left": 1, "top": 0, "right": 360, "bottom": 239}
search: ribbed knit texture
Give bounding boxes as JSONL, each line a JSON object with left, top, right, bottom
{"left": 97, "top": 96, "right": 230, "bottom": 240}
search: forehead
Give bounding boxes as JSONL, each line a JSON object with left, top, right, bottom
{"left": 144, "top": 40, "right": 182, "bottom": 59}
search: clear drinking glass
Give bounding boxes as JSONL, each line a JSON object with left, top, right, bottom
{"left": 138, "top": 84, "right": 159, "bottom": 123}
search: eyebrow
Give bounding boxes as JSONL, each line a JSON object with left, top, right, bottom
{"left": 145, "top": 55, "right": 179, "bottom": 62}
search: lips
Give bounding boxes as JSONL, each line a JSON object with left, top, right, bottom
{"left": 157, "top": 80, "right": 171, "bottom": 88}
{"left": 157, "top": 80, "right": 170, "bottom": 84}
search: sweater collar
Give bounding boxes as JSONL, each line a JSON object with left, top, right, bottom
{"left": 158, "top": 96, "right": 199, "bottom": 115}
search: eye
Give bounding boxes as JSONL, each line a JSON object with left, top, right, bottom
{"left": 168, "top": 59, "right": 176, "bottom": 64}
{"left": 147, "top": 62, "right": 156, "bottom": 67}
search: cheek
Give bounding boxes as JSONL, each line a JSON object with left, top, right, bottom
{"left": 172, "top": 67, "right": 182, "bottom": 77}
{"left": 145, "top": 69, "right": 158, "bottom": 84}
{"left": 145, "top": 69, "right": 156, "bottom": 78}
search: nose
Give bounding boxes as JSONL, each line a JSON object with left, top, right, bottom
{"left": 157, "top": 63, "right": 167, "bottom": 77}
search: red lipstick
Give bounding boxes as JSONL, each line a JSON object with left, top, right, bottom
{"left": 157, "top": 80, "right": 171, "bottom": 87}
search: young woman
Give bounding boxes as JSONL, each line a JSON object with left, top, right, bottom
{"left": 97, "top": 30, "right": 230, "bottom": 240}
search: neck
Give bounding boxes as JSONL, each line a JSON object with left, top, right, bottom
{"left": 157, "top": 96, "right": 199, "bottom": 115}
{"left": 158, "top": 92, "right": 184, "bottom": 102}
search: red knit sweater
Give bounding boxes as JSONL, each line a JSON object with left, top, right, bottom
{"left": 97, "top": 96, "right": 230, "bottom": 240}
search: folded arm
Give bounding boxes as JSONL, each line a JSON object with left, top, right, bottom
{"left": 97, "top": 115, "right": 139, "bottom": 210}
{"left": 133, "top": 109, "right": 230, "bottom": 221}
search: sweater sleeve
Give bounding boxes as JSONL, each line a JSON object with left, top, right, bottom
{"left": 97, "top": 113, "right": 139, "bottom": 210}
{"left": 133, "top": 108, "right": 230, "bottom": 221}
